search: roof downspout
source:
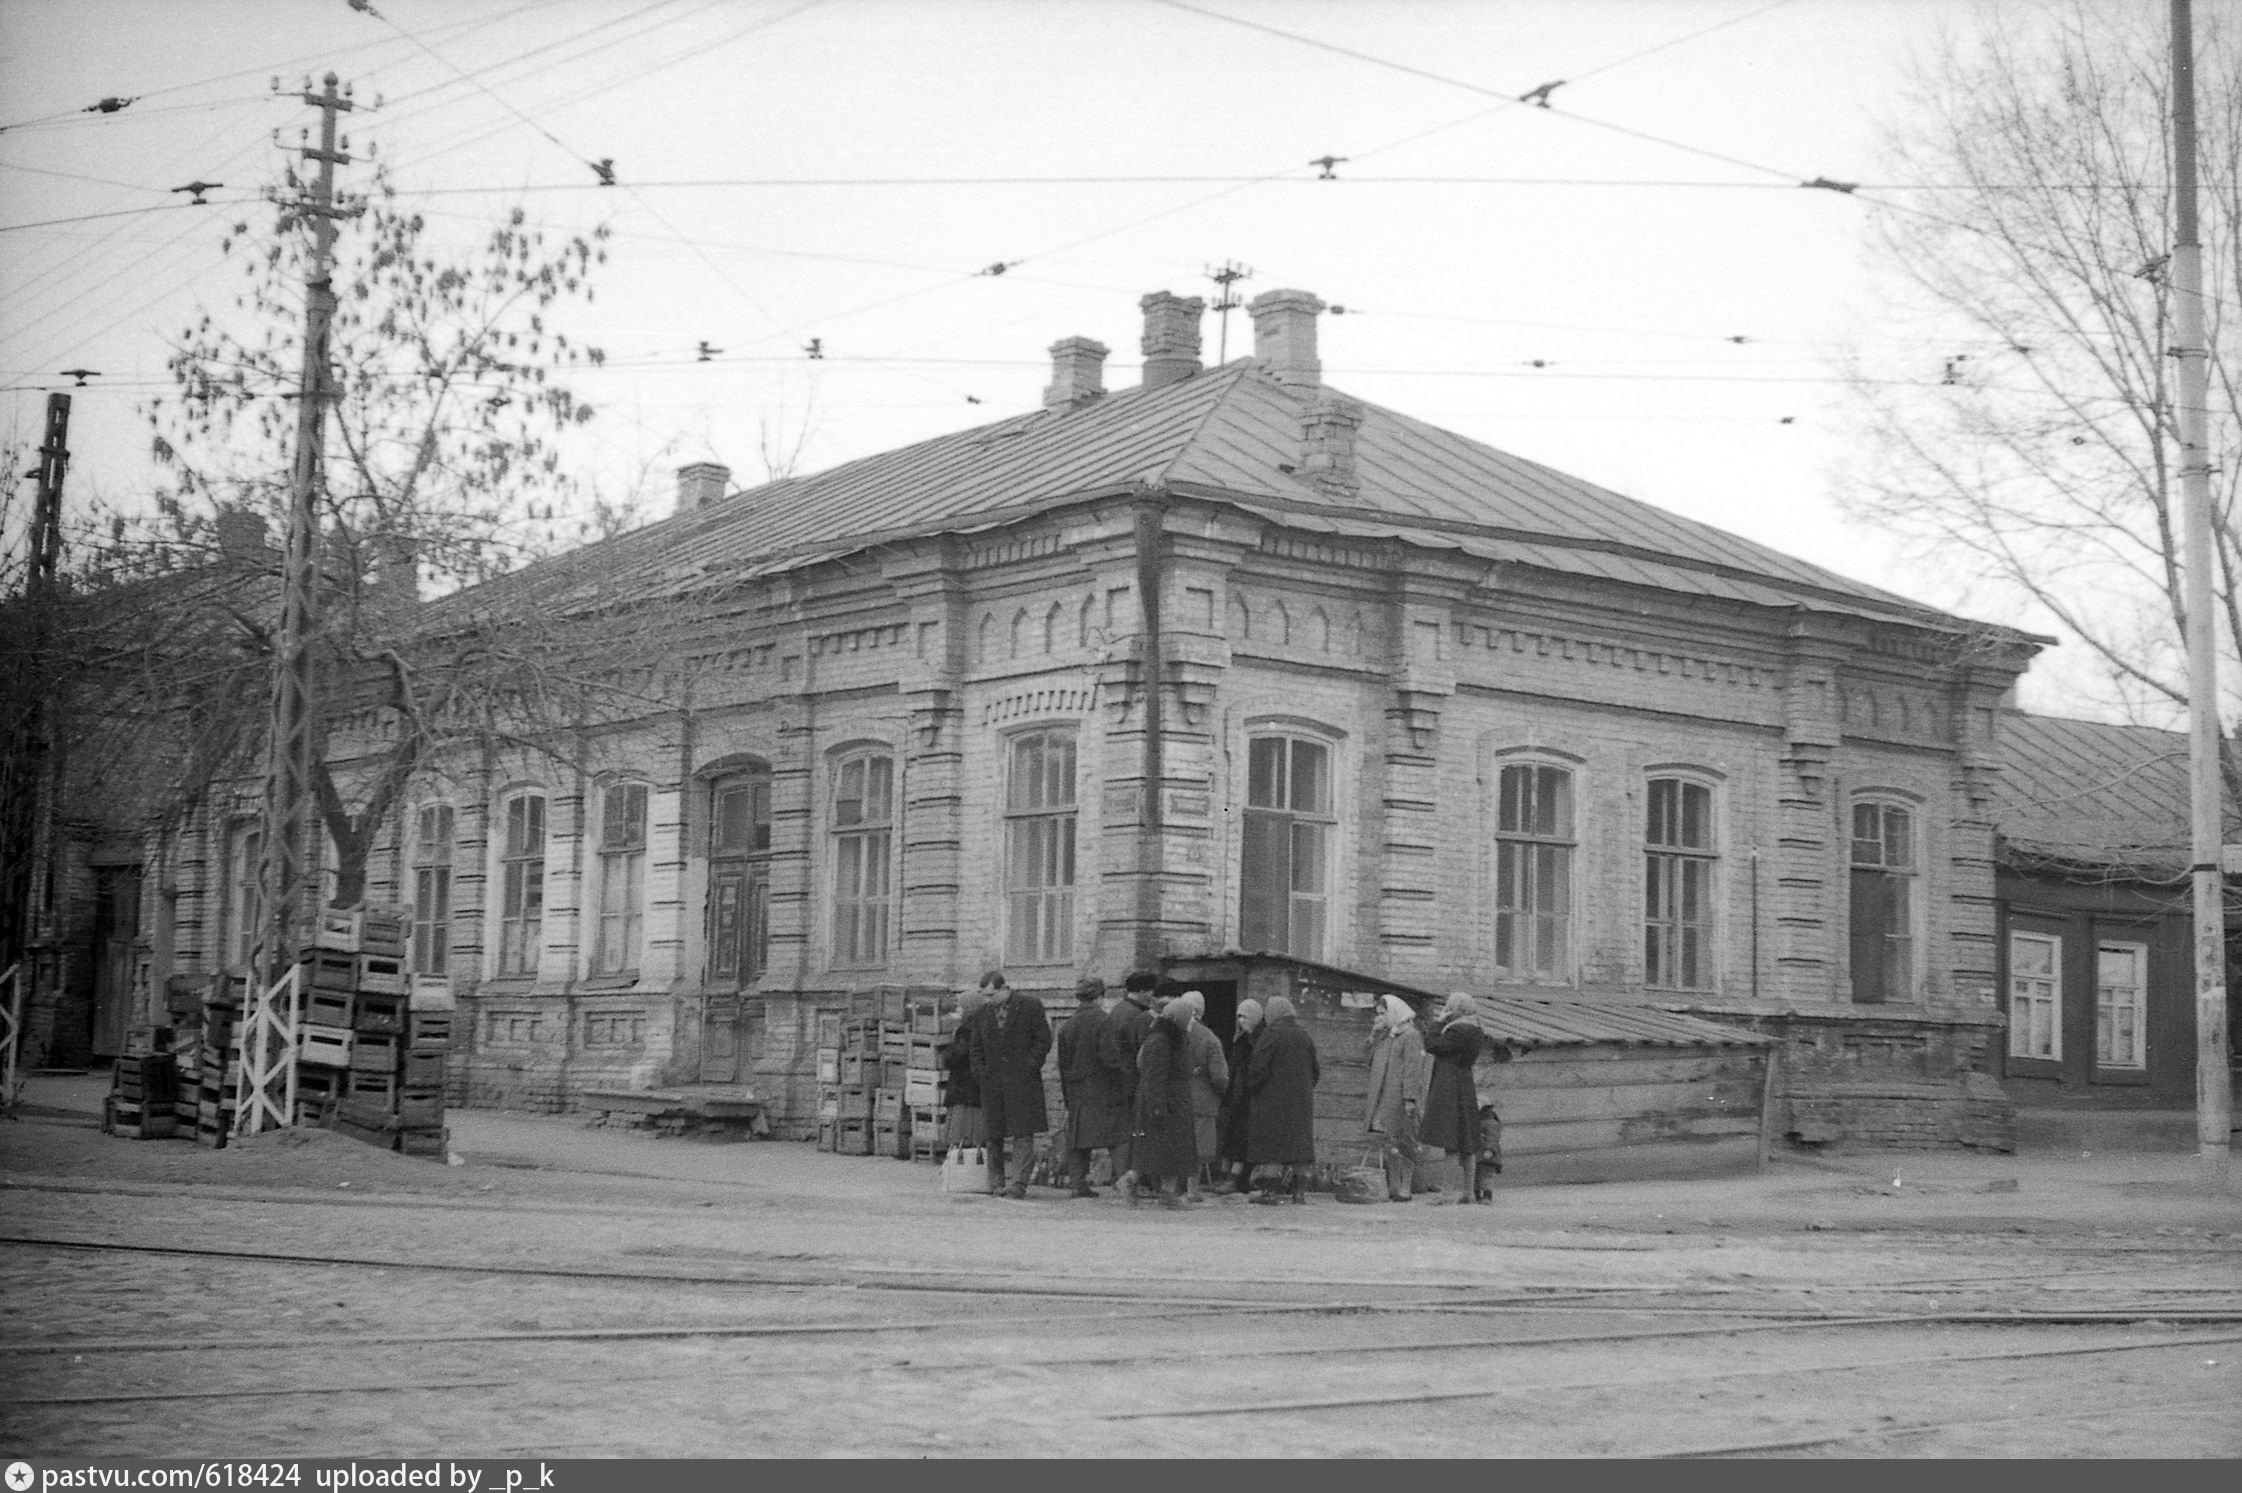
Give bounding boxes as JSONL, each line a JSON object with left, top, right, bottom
{"left": 1133, "top": 490, "right": 1168, "bottom": 971}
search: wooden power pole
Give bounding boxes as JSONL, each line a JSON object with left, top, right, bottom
{"left": 258, "top": 73, "right": 353, "bottom": 988}
{"left": 2168, "top": 0, "right": 2232, "bottom": 1183}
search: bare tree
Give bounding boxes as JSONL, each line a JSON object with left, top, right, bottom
{"left": 1841, "top": 2, "right": 2239, "bottom": 797}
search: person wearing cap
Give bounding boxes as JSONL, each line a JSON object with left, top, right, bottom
{"left": 1173, "top": 991, "right": 1229, "bottom": 1200}
{"left": 968, "top": 969, "right": 1051, "bottom": 1199}
{"left": 1420, "top": 991, "right": 1490, "bottom": 1205}
{"left": 1128, "top": 997, "right": 1202, "bottom": 1209}
{"left": 1245, "top": 994, "right": 1320, "bottom": 1204}
{"left": 1365, "top": 994, "right": 1430, "bottom": 1201}
{"left": 1212, "top": 998, "right": 1263, "bottom": 1194}
{"left": 1056, "top": 974, "right": 1128, "bottom": 1198}
{"left": 1104, "top": 969, "right": 1159, "bottom": 1201}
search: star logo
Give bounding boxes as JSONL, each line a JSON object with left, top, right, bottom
{"left": 6, "top": 1461, "right": 35, "bottom": 1491}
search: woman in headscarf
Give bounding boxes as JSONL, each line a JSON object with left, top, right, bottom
{"left": 1129, "top": 998, "right": 1201, "bottom": 1208}
{"left": 1364, "top": 994, "right": 1429, "bottom": 1202}
{"left": 1419, "top": 991, "right": 1488, "bottom": 1204}
{"left": 1212, "top": 998, "right": 1263, "bottom": 1194}
{"left": 943, "top": 984, "right": 990, "bottom": 1147}
{"left": 1245, "top": 994, "right": 1320, "bottom": 1204}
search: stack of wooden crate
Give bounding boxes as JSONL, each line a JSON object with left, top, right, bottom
{"left": 194, "top": 987, "right": 241, "bottom": 1148}
{"left": 814, "top": 986, "right": 956, "bottom": 1160}
{"left": 312, "top": 907, "right": 451, "bottom": 1158}
{"left": 102, "top": 1051, "right": 180, "bottom": 1139}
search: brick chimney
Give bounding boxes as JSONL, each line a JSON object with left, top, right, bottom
{"left": 1299, "top": 392, "right": 1364, "bottom": 498}
{"left": 1043, "top": 337, "right": 1109, "bottom": 408}
{"left": 676, "top": 460, "right": 731, "bottom": 514}
{"left": 1139, "top": 291, "right": 1205, "bottom": 390}
{"left": 1250, "top": 288, "right": 1325, "bottom": 388}
{"left": 213, "top": 508, "right": 268, "bottom": 565}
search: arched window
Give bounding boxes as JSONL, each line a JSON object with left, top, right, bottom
{"left": 708, "top": 766, "right": 773, "bottom": 986}
{"left": 594, "top": 782, "right": 649, "bottom": 976}
{"left": 1849, "top": 799, "right": 1916, "bottom": 1002}
{"left": 497, "top": 790, "right": 547, "bottom": 976}
{"left": 831, "top": 751, "right": 894, "bottom": 966}
{"left": 1005, "top": 728, "right": 1077, "bottom": 963}
{"left": 1495, "top": 762, "right": 1572, "bottom": 977}
{"left": 1241, "top": 731, "right": 1333, "bottom": 958}
{"left": 1644, "top": 777, "right": 1715, "bottom": 991}
{"left": 409, "top": 803, "right": 454, "bottom": 978}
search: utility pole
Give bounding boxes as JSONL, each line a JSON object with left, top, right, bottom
{"left": 6, "top": 394, "right": 71, "bottom": 974}
{"left": 1206, "top": 261, "right": 1252, "bottom": 364}
{"left": 2168, "top": 0, "right": 2231, "bottom": 1183}
{"left": 258, "top": 72, "right": 353, "bottom": 990}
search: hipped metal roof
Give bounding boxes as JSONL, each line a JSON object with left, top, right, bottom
{"left": 439, "top": 357, "right": 2010, "bottom": 636}
{"left": 1994, "top": 709, "right": 2209, "bottom": 876}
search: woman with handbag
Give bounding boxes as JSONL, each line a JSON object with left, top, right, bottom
{"left": 1419, "top": 991, "right": 1488, "bottom": 1205}
{"left": 1364, "top": 994, "right": 1429, "bottom": 1201}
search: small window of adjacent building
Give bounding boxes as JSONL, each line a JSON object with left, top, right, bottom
{"left": 594, "top": 782, "right": 648, "bottom": 976}
{"left": 1241, "top": 733, "right": 1334, "bottom": 959}
{"left": 831, "top": 752, "right": 894, "bottom": 966}
{"left": 1849, "top": 801, "right": 1916, "bottom": 1003}
{"left": 1645, "top": 777, "right": 1714, "bottom": 991}
{"left": 226, "top": 820, "right": 262, "bottom": 973}
{"left": 1005, "top": 728, "right": 1078, "bottom": 964}
{"left": 410, "top": 804, "right": 453, "bottom": 978}
{"left": 497, "top": 790, "right": 547, "bottom": 977}
{"left": 708, "top": 768, "right": 773, "bottom": 986}
{"left": 2008, "top": 930, "right": 2061, "bottom": 1060}
{"left": 2095, "top": 941, "right": 2147, "bottom": 1070}
{"left": 1495, "top": 762, "right": 1573, "bottom": 978}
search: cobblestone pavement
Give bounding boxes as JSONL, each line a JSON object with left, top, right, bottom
{"left": 3, "top": 1076, "right": 2237, "bottom": 1458}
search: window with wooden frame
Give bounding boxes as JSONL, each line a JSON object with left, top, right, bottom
{"left": 830, "top": 751, "right": 894, "bottom": 967}
{"left": 1849, "top": 800, "right": 1916, "bottom": 1003}
{"left": 1240, "top": 732, "right": 1334, "bottom": 959}
{"left": 409, "top": 804, "right": 454, "bottom": 977}
{"left": 496, "top": 790, "right": 547, "bottom": 977}
{"left": 225, "top": 820, "right": 262, "bottom": 973}
{"left": 594, "top": 782, "right": 649, "bottom": 977}
{"left": 1495, "top": 762, "right": 1573, "bottom": 978}
{"left": 707, "top": 767, "right": 773, "bottom": 986}
{"left": 2095, "top": 940, "right": 2147, "bottom": 1069}
{"left": 1644, "top": 776, "right": 1715, "bottom": 991}
{"left": 2008, "top": 929, "right": 2061, "bottom": 1060}
{"left": 1005, "top": 728, "right": 1077, "bottom": 964}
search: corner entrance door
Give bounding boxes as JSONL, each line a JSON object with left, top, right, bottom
{"left": 91, "top": 865, "right": 142, "bottom": 1056}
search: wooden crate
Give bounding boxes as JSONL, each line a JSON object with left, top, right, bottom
{"left": 397, "top": 1126, "right": 448, "bottom": 1159}
{"left": 873, "top": 1087, "right": 905, "bottom": 1125}
{"left": 349, "top": 1030, "right": 400, "bottom": 1075}
{"left": 407, "top": 1011, "right": 453, "bottom": 1046}
{"left": 352, "top": 992, "right": 406, "bottom": 1035}
{"left": 302, "top": 949, "right": 358, "bottom": 994}
{"left": 396, "top": 1087, "right": 443, "bottom": 1127}
{"left": 815, "top": 1048, "right": 839, "bottom": 1084}
{"left": 904, "top": 1068, "right": 946, "bottom": 1107}
{"left": 299, "top": 1025, "right": 353, "bottom": 1068}
{"left": 815, "top": 1011, "right": 844, "bottom": 1051}
{"left": 356, "top": 952, "right": 407, "bottom": 997}
{"left": 878, "top": 1026, "right": 909, "bottom": 1060}
{"left": 834, "top": 1119, "right": 873, "bottom": 1157}
{"left": 839, "top": 1051, "right": 871, "bottom": 1087}
{"left": 873, "top": 1122, "right": 911, "bottom": 1159}
{"left": 401, "top": 1048, "right": 446, "bottom": 1087}
{"left": 346, "top": 1069, "right": 400, "bottom": 1105}
{"left": 839, "top": 1018, "right": 880, "bottom": 1056}
{"left": 305, "top": 989, "right": 353, "bottom": 1028}
{"left": 816, "top": 1118, "right": 841, "bottom": 1153}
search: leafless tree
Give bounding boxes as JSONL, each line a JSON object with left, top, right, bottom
{"left": 1841, "top": 2, "right": 2239, "bottom": 800}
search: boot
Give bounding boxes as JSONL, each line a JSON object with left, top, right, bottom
{"left": 1288, "top": 1168, "right": 1307, "bottom": 1205}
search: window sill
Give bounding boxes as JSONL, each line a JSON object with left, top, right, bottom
{"left": 478, "top": 977, "right": 540, "bottom": 995}
{"left": 2090, "top": 1065, "right": 2151, "bottom": 1086}
{"left": 580, "top": 974, "right": 640, "bottom": 992}
{"left": 2005, "top": 1055, "right": 2062, "bottom": 1079}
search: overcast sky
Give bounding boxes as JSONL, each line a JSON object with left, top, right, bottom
{"left": 1, "top": 0, "right": 2116, "bottom": 710}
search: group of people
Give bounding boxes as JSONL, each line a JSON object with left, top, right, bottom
{"left": 938, "top": 969, "right": 1496, "bottom": 1207}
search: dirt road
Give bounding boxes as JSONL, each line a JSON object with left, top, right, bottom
{"left": 3, "top": 1078, "right": 2236, "bottom": 1458}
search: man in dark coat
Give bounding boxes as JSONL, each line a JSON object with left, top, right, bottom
{"left": 1056, "top": 974, "right": 1128, "bottom": 1197}
{"left": 1245, "top": 994, "right": 1321, "bottom": 1203}
{"left": 970, "top": 970, "right": 1052, "bottom": 1199}
{"left": 1103, "top": 969, "right": 1158, "bottom": 1200}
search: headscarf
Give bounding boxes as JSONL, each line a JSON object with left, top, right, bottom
{"left": 1235, "top": 998, "right": 1265, "bottom": 1032}
{"left": 958, "top": 986, "right": 990, "bottom": 1020}
{"left": 1177, "top": 990, "right": 1206, "bottom": 1020}
{"left": 1441, "top": 991, "right": 1480, "bottom": 1027}
{"left": 1160, "top": 996, "right": 1195, "bottom": 1028}
{"left": 1264, "top": 995, "right": 1298, "bottom": 1023}
{"left": 1378, "top": 994, "right": 1415, "bottom": 1030}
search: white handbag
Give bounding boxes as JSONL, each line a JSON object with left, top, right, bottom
{"left": 939, "top": 1144, "right": 987, "bottom": 1193}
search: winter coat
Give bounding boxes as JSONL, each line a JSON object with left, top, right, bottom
{"left": 1244, "top": 1014, "right": 1320, "bottom": 1165}
{"left": 1216, "top": 1026, "right": 1257, "bottom": 1164}
{"left": 1184, "top": 1020, "right": 1229, "bottom": 1120}
{"left": 944, "top": 1012, "right": 984, "bottom": 1111}
{"left": 1107, "top": 996, "right": 1155, "bottom": 1102}
{"left": 972, "top": 990, "right": 1052, "bottom": 1139}
{"left": 1057, "top": 1001, "right": 1131, "bottom": 1150}
{"left": 1365, "top": 1022, "right": 1430, "bottom": 1137}
{"left": 1129, "top": 1023, "right": 1200, "bottom": 1183}
{"left": 1418, "top": 1018, "right": 1486, "bottom": 1154}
